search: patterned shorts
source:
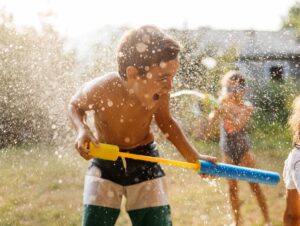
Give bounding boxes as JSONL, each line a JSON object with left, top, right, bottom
{"left": 82, "top": 142, "right": 172, "bottom": 226}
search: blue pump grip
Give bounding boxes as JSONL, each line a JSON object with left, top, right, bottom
{"left": 198, "top": 160, "right": 280, "bottom": 186}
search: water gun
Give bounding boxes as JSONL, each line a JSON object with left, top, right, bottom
{"left": 87, "top": 142, "right": 280, "bottom": 186}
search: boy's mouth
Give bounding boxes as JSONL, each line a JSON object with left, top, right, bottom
{"left": 153, "top": 93, "right": 160, "bottom": 101}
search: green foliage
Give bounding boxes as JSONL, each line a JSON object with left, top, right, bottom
{"left": 0, "top": 10, "right": 76, "bottom": 148}
{"left": 283, "top": 2, "right": 300, "bottom": 40}
{"left": 249, "top": 78, "right": 300, "bottom": 127}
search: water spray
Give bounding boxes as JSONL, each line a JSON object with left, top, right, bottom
{"left": 87, "top": 142, "right": 280, "bottom": 186}
{"left": 170, "top": 89, "right": 218, "bottom": 108}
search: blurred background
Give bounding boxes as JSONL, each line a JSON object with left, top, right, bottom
{"left": 0, "top": 0, "right": 300, "bottom": 225}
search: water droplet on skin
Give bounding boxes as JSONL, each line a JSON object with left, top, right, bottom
{"left": 101, "top": 107, "right": 105, "bottom": 111}
{"left": 144, "top": 94, "right": 150, "bottom": 99}
{"left": 160, "top": 62, "right": 166, "bottom": 68}
{"left": 134, "top": 177, "right": 140, "bottom": 183}
{"left": 124, "top": 137, "right": 130, "bottom": 143}
{"left": 146, "top": 73, "right": 152, "bottom": 79}
{"left": 107, "top": 100, "right": 113, "bottom": 107}
{"left": 120, "top": 119, "right": 124, "bottom": 123}
{"left": 107, "top": 190, "right": 114, "bottom": 198}
{"left": 88, "top": 104, "right": 93, "bottom": 109}
{"left": 129, "top": 89, "right": 134, "bottom": 94}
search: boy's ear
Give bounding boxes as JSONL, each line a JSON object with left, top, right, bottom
{"left": 126, "top": 66, "right": 139, "bottom": 80}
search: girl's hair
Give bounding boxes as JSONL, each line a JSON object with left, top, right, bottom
{"left": 288, "top": 95, "right": 300, "bottom": 145}
{"left": 219, "top": 70, "right": 245, "bottom": 101}
{"left": 117, "top": 25, "right": 181, "bottom": 79}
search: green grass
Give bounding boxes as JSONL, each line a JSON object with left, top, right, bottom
{"left": 0, "top": 132, "right": 291, "bottom": 226}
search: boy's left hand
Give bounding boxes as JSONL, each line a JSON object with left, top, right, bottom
{"left": 198, "top": 154, "right": 218, "bottom": 179}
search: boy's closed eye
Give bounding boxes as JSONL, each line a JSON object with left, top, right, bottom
{"left": 158, "top": 74, "right": 171, "bottom": 82}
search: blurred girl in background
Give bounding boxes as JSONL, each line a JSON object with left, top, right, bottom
{"left": 209, "top": 70, "right": 270, "bottom": 226}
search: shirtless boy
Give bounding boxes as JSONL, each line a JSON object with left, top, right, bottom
{"left": 68, "top": 25, "right": 217, "bottom": 226}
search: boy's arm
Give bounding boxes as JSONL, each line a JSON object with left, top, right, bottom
{"left": 154, "top": 95, "right": 217, "bottom": 164}
{"left": 68, "top": 82, "right": 100, "bottom": 160}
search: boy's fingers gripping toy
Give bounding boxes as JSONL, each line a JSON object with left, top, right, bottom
{"left": 87, "top": 142, "right": 280, "bottom": 186}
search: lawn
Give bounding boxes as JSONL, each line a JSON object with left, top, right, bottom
{"left": 0, "top": 133, "right": 290, "bottom": 226}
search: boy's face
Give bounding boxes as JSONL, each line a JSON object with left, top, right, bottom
{"left": 127, "top": 58, "right": 179, "bottom": 106}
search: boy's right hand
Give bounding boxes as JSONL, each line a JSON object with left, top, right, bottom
{"left": 75, "top": 129, "right": 99, "bottom": 160}
{"left": 198, "top": 154, "right": 218, "bottom": 179}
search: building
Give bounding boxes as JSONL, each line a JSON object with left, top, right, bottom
{"left": 195, "top": 28, "right": 300, "bottom": 82}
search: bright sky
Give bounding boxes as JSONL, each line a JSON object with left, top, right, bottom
{"left": 0, "top": 0, "right": 297, "bottom": 38}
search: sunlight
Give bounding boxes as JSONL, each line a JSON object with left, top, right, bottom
{"left": 0, "top": 0, "right": 296, "bottom": 38}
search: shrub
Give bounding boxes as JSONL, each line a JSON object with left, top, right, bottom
{"left": 249, "top": 78, "right": 299, "bottom": 126}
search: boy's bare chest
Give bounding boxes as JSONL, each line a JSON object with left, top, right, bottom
{"left": 95, "top": 101, "right": 156, "bottom": 127}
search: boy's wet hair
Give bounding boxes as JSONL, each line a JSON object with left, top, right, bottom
{"left": 117, "top": 25, "right": 181, "bottom": 79}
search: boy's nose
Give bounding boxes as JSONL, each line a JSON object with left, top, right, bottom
{"left": 163, "top": 79, "right": 172, "bottom": 90}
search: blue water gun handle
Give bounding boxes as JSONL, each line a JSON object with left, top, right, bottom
{"left": 198, "top": 160, "right": 280, "bottom": 186}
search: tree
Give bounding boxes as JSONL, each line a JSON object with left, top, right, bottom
{"left": 283, "top": 2, "right": 300, "bottom": 40}
{"left": 0, "top": 10, "right": 76, "bottom": 148}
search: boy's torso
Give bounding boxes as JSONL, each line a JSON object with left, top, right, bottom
{"left": 90, "top": 73, "right": 161, "bottom": 149}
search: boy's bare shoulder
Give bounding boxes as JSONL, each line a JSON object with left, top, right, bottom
{"left": 82, "top": 72, "right": 120, "bottom": 92}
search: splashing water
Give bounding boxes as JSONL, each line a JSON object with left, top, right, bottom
{"left": 171, "top": 89, "right": 218, "bottom": 109}
{"left": 171, "top": 89, "right": 207, "bottom": 99}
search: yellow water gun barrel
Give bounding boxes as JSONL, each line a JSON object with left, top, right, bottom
{"left": 88, "top": 142, "right": 280, "bottom": 186}
{"left": 88, "top": 142, "right": 200, "bottom": 171}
